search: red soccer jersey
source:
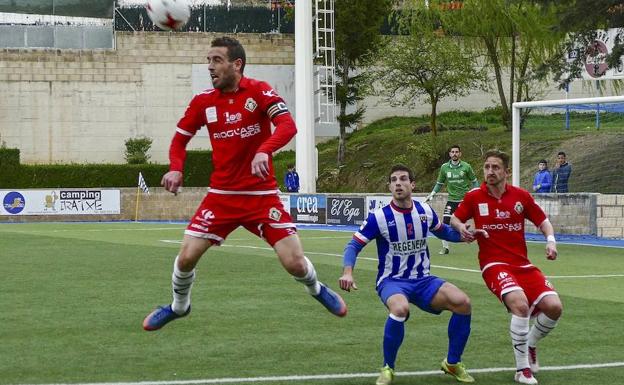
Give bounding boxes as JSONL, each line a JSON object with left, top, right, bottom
{"left": 174, "top": 77, "right": 295, "bottom": 192}
{"left": 453, "top": 183, "right": 548, "bottom": 270}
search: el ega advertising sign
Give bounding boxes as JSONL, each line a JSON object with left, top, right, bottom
{"left": 1, "top": 190, "right": 121, "bottom": 216}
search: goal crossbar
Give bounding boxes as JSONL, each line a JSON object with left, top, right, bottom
{"left": 511, "top": 95, "right": 624, "bottom": 186}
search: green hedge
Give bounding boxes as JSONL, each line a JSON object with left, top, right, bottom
{"left": 0, "top": 150, "right": 215, "bottom": 189}
{"left": 0, "top": 149, "right": 299, "bottom": 190}
{"left": 0, "top": 148, "right": 20, "bottom": 168}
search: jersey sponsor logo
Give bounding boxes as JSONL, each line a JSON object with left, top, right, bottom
{"left": 224, "top": 111, "right": 242, "bottom": 125}
{"left": 190, "top": 223, "right": 209, "bottom": 232}
{"left": 419, "top": 214, "right": 427, "bottom": 222}
{"left": 497, "top": 271, "right": 509, "bottom": 280}
{"left": 205, "top": 107, "right": 218, "bottom": 123}
{"left": 481, "top": 222, "right": 523, "bottom": 232}
{"left": 245, "top": 97, "right": 257, "bottom": 112}
{"left": 269, "top": 207, "right": 282, "bottom": 221}
{"left": 391, "top": 238, "right": 427, "bottom": 255}
{"left": 387, "top": 220, "right": 396, "bottom": 227}
{"left": 514, "top": 202, "right": 524, "bottom": 214}
{"left": 478, "top": 203, "right": 489, "bottom": 216}
{"left": 201, "top": 209, "right": 215, "bottom": 220}
{"left": 496, "top": 209, "right": 511, "bottom": 219}
{"left": 212, "top": 123, "right": 261, "bottom": 140}
{"left": 262, "top": 89, "right": 278, "bottom": 98}
{"left": 447, "top": 171, "right": 452, "bottom": 178}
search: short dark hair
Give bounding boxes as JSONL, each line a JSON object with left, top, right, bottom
{"left": 484, "top": 149, "right": 510, "bottom": 169}
{"left": 388, "top": 164, "right": 415, "bottom": 183}
{"left": 449, "top": 145, "right": 461, "bottom": 152}
{"left": 539, "top": 159, "right": 548, "bottom": 165}
{"left": 211, "top": 36, "right": 246, "bottom": 73}
{"left": 287, "top": 164, "right": 294, "bottom": 169}
{"left": 557, "top": 151, "right": 566, "bottom": 157}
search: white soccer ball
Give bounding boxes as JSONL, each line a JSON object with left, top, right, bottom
{"left": 146, "top": 0, "right": 191, "bottom": 31}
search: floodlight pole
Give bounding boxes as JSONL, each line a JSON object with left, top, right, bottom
{"left": 295, "top": 0, "right": 316, "bottom": 193}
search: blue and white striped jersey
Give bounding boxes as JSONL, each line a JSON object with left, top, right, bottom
{"left": 353, "top": 200, "right": 442, "bottom": 286}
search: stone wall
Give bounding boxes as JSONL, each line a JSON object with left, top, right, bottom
{"left": 2, "top": 189, "right": 622, "bottom": 239}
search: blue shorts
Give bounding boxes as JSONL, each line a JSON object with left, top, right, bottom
{"left": 377, "top": 276, "right": 446, "bottom": 315}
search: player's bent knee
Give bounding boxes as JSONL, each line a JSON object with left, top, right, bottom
{"left": 392, "top": 307, "right": 409, "bottom": 318}
{"left": 283, "top": 255, "right": 307, "bottom": 277}
{"left": 454, "top": 294, "right": 472, "bottom": 314}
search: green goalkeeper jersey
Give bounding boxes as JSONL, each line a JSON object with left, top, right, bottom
{"left": 432, "top": 160, "right": 478, "bottom": 202}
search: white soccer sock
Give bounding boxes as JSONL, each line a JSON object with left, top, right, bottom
{"left": 171, "top": 255, "right": 195, "bottom": 315}
{"left": 510, "top": 315, "right": 530, "bottom": 370}
{"left": 294, "top": 256, "right": 321, "bottom": 295}
{"left": 528, "top": 313, "right": 559, "bottom": 347}
{"left": 442, "top": 240, "right": 449, "bottom": 249}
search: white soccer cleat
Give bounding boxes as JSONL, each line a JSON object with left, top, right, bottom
{"left": 529, "top": 346, "right": 539, "bottom": 373}
{"left": 514, "top": 368, "right": 538, "bottom": 384}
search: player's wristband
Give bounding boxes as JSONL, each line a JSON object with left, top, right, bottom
{"left": 546, "top": 235, "right": 556, "bottom": 243}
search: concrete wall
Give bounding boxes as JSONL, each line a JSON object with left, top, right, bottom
{"left": 0, "top": 32, "right": 295, "bottom": 164}
{"left": 2, "top": 189, "right": 622, "bottom": 239}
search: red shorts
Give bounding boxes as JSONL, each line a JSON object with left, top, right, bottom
{"left": 482, "top": 264, "right": 558, "bottom": 315}
{"left": 185, "top": 192, "right": 296, "bottom": 246}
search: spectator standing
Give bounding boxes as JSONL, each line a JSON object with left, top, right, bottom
{"left": 550, "top": 152, "right": 571, "bottom": 193}
{"left": 532, "top": 160, "right": 552, "bottom": 193}
{"left": 284, "top": 164, "right": 300, "bottom": 192}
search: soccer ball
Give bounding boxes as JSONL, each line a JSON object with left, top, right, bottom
{"left": 146, "top": 0, "right": 191, "bottom": 31}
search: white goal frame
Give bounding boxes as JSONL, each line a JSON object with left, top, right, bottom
{"left": 511, "top": 95, "right": 624, "bottom": 186}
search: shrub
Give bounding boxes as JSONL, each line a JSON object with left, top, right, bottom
{"left": 124, "top": 137, "right": 153, "bottom": 164}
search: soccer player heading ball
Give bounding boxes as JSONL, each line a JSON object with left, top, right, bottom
{"left": 143, "top": 36, "right": 347, "bottom": 332}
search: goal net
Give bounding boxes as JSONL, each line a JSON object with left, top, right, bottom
{"left": 512, "top": 95, "right": 624, "bottom": 193}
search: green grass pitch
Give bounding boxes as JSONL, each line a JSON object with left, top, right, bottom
{"left": 0, "top": 222, "right": 622, "bottom": 385}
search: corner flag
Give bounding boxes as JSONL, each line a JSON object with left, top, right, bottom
{"left": 138, "top": 172, "right": 150, "bottom": 195}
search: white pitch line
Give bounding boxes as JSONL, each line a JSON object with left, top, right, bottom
{"left": 159, "top": 241, "right": 624, "bottom": 279}
{"left": 19, "top": 361, "right": 624, "bottom": 385}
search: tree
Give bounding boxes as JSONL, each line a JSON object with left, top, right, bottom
{"left": 334, "top": 0, "right": 393, "bottom": 166}
{"left": 374, "top": 2, "right": 485, "bottom": 136}
{"left": 439, "top": 0, "right": 562, "bottom": 129}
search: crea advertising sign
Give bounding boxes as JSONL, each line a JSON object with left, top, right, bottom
{"left": 289, "top": 194, "right": 326, "bottom": 224}
{"left": 0, "top": 189, "right": 121, "bottom": 216}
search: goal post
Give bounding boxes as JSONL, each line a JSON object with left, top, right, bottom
{"left": 511, "top": 95, "right": 624, "bottom": 187}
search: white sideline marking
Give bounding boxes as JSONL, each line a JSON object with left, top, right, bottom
{"left": 20, "top": 362, "right": 624, "bottom": 385}
{"left": 158, "top": 241, "right": 624, "bottom": 279}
